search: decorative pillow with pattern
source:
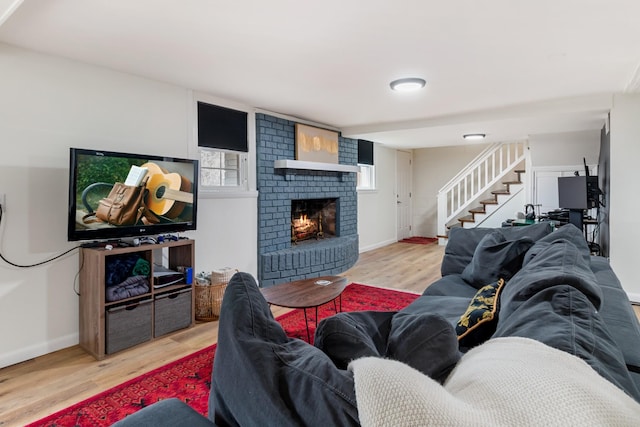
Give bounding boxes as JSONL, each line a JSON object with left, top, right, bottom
{"left": 456, "top": 278, "right": 505, "bottom": 348}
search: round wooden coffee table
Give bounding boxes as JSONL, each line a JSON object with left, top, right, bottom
{"left": 261, "top": 275, "right": 348, "bottom": 342}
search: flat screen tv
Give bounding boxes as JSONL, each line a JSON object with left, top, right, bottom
{"left": 558, "top": 175, "right": 599, "bottom": 210}
{"left": 68, "top": 148, "right": 198, "bottom": 242}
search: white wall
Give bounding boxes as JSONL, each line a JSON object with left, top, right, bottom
{"left": 357, "top": 144, "right": 397, "bottom": 252}
{"left": 529, "top": 130, "right": 601, "bottom": 167}
{"left": 609, "top": 94, "right": 640, "bottom": 301}
{"left": 412, "top": 144, "right": 488, "bottom": 237}
{"left": 0, "top": 43, "right": 257, "bottom": 368}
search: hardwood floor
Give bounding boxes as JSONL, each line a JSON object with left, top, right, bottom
{"left": 0, "top": 241, "right": 445, "bottom": 427}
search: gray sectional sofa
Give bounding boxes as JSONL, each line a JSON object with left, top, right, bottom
{"left": 113, "top": 223, "right": 640, "bottom": 426}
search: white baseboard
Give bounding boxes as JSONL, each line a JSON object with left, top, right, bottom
{"left": 626, "top": 291, "right": 640, "bottom": 305}
{"left": 359, "top": 238, "right": 397, "bottom": 253}
{"left": 0, "top": 333, "right": 78, "bottom": 369}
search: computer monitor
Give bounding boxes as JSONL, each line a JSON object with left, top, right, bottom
{"left": 558, "top": 176, "right": 599, "bottom": 210}
{"left": 558, "top": 176, "right": 589, "bottom": 210}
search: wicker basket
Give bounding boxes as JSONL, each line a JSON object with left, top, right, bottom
{"left": 194, "top": 268, "right": 236, "bottom": 322}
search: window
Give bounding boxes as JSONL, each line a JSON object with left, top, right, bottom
{"left": 199, "top": 147, "right": 247, "bottom": 189}
{"left": 357, "top": 164, "right": 376, "bottom": 190}
{"left": 197, "top": 101, "right": 249, "bottom": 191}
{"left": 357, "top": 139, "right": 375, "bottom": 190}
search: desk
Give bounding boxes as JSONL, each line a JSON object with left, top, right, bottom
{"left": 504, "top": 219, "right": 562, "bottom": 228}
{"left": 508, "top": 219, "right": 536, "bottom": 227}
{"left": 503, "top": 217, "right": 599, "bottom": 254}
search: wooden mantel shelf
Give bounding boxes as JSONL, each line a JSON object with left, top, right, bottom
{"left": 274, "top": 159, "right": 360, "bottom": 173}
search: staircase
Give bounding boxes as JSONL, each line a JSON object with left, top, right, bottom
{"left": 437, "top": 141, "right": 527, "bottom": 243}
{"left": 456, "top": 169, "right": 525, "bottom": 227}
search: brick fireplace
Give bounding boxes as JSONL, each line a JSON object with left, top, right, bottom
{"left": 256, "top": 113, "right": 359, "bottom": 287}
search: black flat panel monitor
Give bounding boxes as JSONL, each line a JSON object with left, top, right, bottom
{"left": 558, "top": 176, "right": 589, "bottom": 210}
{"left": 558, "top": 175, "right": 599, "bottom": 210}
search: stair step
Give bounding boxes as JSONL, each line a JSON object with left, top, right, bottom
{"left": 444, "top": 161, "right": 526, "bottom": 231}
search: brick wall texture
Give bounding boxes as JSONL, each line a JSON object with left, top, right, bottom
{"left": 256, "top": 113, "right": 359, "bottom": 287}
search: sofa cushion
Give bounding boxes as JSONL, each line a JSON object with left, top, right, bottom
{"left": 111, "top": 398, "right": 214, "bottom": 427}
{"left": 494, "top": 229, "right": 640, "bottom": 401}
{"left": 401, "top": 292, "right": 474, "bottom": 328}
{"left": 422, "top": 274, "right": 477, "bottom": 299}
{"left": 441, "top": 222, "right": 552, "bottom": 276}
{"left": 522, "top": 223, "right": 591, "bottom": 267}
{"left": 441, "top": 227, "right": 495, "bottom": 277}
{"left": 589, "top": 255, "right": 640, "bottom": 391}
{"left": 456, "top": 278, "right": 505, "bottom": 348}
{"left": 460, "top": 231, "right": 534, "bottom": 289}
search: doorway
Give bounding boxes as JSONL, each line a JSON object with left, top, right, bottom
{"left": 396, "top": 150, "right": 412, "bottom": 240}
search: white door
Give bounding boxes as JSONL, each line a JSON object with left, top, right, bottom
{"left": 396, "top": 150, "right": 412, "bottom": 240}
{"left": 533, "top": 167, "right": 586, "bottom": 214}
{"left": 534, "top": 170, "right": 564, "bottom": 214}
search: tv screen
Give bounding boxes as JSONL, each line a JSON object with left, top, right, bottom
{"left": 558, "top": 175, "right": 600, "bottom": 211}
{"left": 558, "top": 176, "right": 588, "bottom": 210}
{"left": 68, "top": 148, "right": 198, "bottom": 242}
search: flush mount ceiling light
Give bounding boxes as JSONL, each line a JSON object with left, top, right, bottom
{"left": 389, "top": 77, "right": 426, "bottom": 92}
{"left": 463, "top": 133, "right": 486, "bottom": 140}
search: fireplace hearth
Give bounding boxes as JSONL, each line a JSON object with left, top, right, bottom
{"left": 291, "top": 198, "right": 337, "bottom": 244}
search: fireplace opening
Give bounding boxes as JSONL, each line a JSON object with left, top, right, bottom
{"left": 291, "top": 198, "right": 337, "bottom": 244}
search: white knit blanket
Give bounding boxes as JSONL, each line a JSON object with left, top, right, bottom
{"left": 350, "top": 337, "right": 640, "bottom": 426}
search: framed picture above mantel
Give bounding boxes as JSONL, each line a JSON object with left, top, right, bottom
{"left": 295, "top": 124, "right": 339, "bottom": 164}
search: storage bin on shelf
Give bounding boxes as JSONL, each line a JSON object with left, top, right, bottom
{"left": 194, "top": 267, "right": 236, "bottom": 321}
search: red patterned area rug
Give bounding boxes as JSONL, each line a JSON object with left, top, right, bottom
{"left": 400, "top": 236, "right": 438, "bottom": 245}
{"left": 27, "top": 283, "right": 419, "bottom": 427}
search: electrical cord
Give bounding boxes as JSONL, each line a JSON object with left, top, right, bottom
{"left": 0, "top": 204, "right": 81, "bottom": 268}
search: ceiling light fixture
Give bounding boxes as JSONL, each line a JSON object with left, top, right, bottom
{"left": 463, "top": 133, "right": 486, "bottom": 140}
{"left": 390, "top": 77, "right": 426, "bottom": 92}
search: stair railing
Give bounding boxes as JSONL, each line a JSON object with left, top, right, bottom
{"left": 437, "top": 141, "right": 526, "bottom": 236}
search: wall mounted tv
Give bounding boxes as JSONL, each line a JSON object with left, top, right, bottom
{"left": 68, "top": 148, "right": 199, "bottom": 242}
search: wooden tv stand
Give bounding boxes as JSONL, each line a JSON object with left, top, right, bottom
{"left": 79, "top": 239, "right": 195, "bottom": 360}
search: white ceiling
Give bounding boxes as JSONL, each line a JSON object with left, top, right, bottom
{"left": 1, "top": 0, "right": 639, "bottom": 149}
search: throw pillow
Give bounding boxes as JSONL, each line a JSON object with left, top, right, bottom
{"left": 440, "top": 223, "right": 552, "bottom": 277}
{"left": 461, "top": 231, "right": 533, "bottom": 289}
{"left": 456, "top": 278, "right": 505, "bottom": 348}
